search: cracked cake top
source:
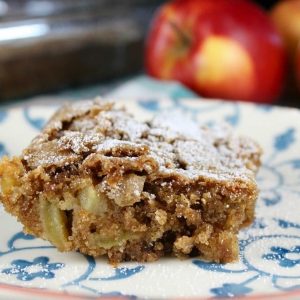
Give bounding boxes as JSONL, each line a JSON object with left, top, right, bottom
{"left": 22, "top": 99, "right": 261, "bottom": 183}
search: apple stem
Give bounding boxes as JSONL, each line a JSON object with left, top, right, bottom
{"left": 169, "top": 21, "right": 191, "bottom": 47}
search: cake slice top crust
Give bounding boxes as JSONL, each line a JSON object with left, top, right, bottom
{"left": 22, "top": 99, "right": 261, "bottom": 184}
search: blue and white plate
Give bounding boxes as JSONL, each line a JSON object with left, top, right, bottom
{"left": 0, "top": 97, "right": 300, "bottom": 300}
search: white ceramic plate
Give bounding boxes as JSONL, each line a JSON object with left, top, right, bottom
{"left": 0, "top": 98, "right": 300, "bottom": 300}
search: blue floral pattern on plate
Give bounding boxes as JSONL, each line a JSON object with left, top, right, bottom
{"left": 263, "top": 246, "right": 300, "bottom": 268}
{"left": 0, "top": 143, "right": 8, "bottom": 157}
{"left": 2, "top": 257, "right": 64, "bottom": 281}
{"left": 0, "top": 95, "right": 300, "bottom": 299}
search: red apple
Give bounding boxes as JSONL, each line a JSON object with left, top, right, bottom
{"left": 270, "top": 0, "right": 300, "bottom": 57}
{"left": 145, "top": 0, "right": 286, "bottom": 103}
{"left": 296, "top": 42, "right": 300, "bottom": 89}
{"left": 270, "top": 0, "right": 300, "bottom": 93}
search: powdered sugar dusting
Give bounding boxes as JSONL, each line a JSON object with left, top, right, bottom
{"left": 150, "top": 112, "right": 203, "bottom": 141}
{"left": 95, "top": 139, "right": 147, "bottom": 153}
{"left": 22, "top": 99, "right": 261, "bottom": 182}
{"left": 58, "top": 131, "right": 104, "bottom": 154}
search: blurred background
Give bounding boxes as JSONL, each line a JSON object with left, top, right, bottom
{"left": 0, "top": 0, "right": 299, "bottom": 107}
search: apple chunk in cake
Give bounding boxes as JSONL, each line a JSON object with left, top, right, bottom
{"left": 0, "top": 100, "right": 261, "bottom": 264}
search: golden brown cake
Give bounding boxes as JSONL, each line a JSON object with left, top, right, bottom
{"left": 0, "top": 99, "right": 261, "bottom": 264}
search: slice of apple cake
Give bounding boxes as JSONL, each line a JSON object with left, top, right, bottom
{"left": 0, "top": 99, "right": 261, "bottom": 264}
